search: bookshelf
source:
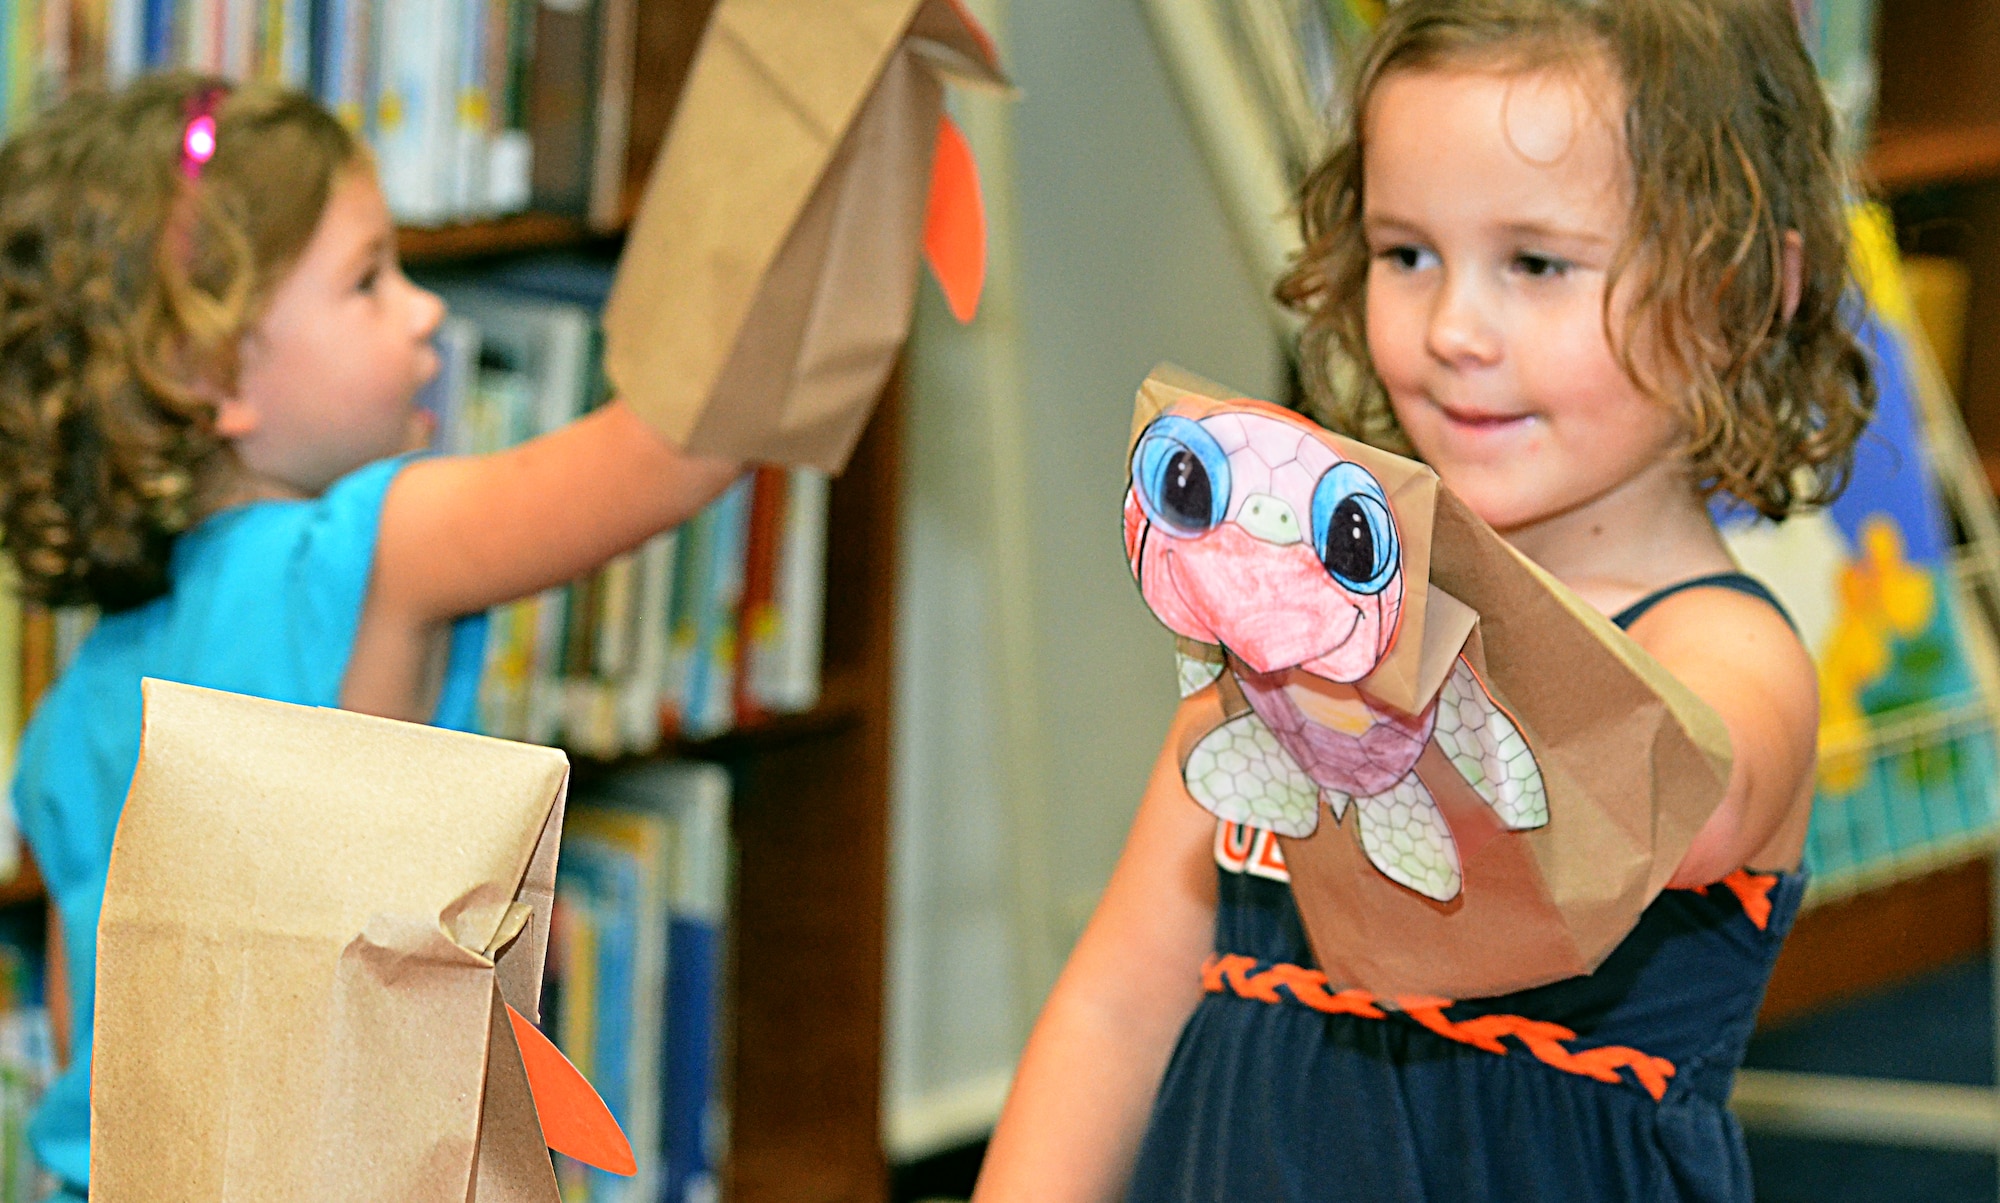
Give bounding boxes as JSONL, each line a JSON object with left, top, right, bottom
{"left": 553, "top": 389, "right": 899, "bottom": 1203}
{"left": 398, "top": 213, "right": 608, "bottom": 265}
{"left": 414, "top": 2, "right": 902, "bottom": 1196}
{"left": 1, "top": 2, "right": 902, "bottom": 1199}
{"left": 1762, "top": 0, "right": 2000, "bottom": 1020}
{"left": 569, "top": 381, "right": 900, "bottom": 1203}
{"left": 1869, "top": 123, "right": 2000, "bottom": 195}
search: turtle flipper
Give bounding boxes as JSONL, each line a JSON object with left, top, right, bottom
{"left": 1432, "top": 658, "right": 1548, "bottom": 831}
{"left": 1175, "top": 643, "right": 1226, "bottom": 698}
{"left": 1184, "top": 710, "right": 1320, "bottom": 837}
{"left": 1352, "top": 774, "right": 1462, "bottom": 901}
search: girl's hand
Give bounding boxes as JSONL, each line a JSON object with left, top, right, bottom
{"left": 1627, "top": 586, "right": 1820, "bottom": 886}
{"left": 341, "top": 402, "right": 744, "bottom": 720}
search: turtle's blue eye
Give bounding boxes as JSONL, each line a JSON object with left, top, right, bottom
{"left": 1311, "top": 462, "right": 1398, "bottom": 593}
{"left": 1133, "top": 416, "right": 1230, "bottom": 536}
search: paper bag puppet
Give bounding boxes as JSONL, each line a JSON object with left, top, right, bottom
{"left": 602, "top": 0, "right": 1009, "bottom": 473}
{"left": 92, "top": 680, "right": 630, "bottom": 1201}
{"left": 1125, "top": 368, "right": 1734, "bottom": 997}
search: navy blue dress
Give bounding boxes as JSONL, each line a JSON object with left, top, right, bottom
{"left": 1127, "top": 574, "right": 1802, "bottom": 1203}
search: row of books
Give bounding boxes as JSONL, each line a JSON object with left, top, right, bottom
{"left": 428, "top": 277, "right": 829, "bottom": 754}
{"left": 0, "top": 0, "right": 650, "bottom": 226}
{"left": 544, "top": 759, "right": 731, "bottom": 1203}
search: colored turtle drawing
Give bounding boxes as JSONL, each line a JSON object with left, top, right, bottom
{"left": 1124, "top": 402, "right": 1549, "bottom": 902}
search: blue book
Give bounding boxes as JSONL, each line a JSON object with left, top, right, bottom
{"left": 663, "top": 914, "right": 722, "bottom": 1203}
{"left": 660, "top": 766, "right": 730, "bottom": 1203}
{"left": 142, "top": 0, "right": 173, "bottom": 68}
{"left": 680, "top": 477, "right": 753, "bottom": 740}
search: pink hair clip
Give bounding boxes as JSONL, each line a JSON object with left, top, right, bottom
{"left": 180, "top": 88, "right": 225, "bottom": 180}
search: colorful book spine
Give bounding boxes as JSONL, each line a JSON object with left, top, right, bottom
{"left": 732, "top": 467, "right": 788, "bottom": 728}
{"left": 560, "top": 801, "right": 676, "bottom": 1202}
{"left": 751, "top": 468, "right": 830, "bottom": 714}
{"left": 679, "top": 475, "right": 753, "bottom": 741}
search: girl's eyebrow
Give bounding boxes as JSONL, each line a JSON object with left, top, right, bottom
{"left": 342, "top": 232, "right": 389, "bottom": 276}
{"left": 1496, "top": 220, "right": 1614, "bottom": 249}
{"left": 1361, "top": 213, "right": 1426, "bottom": 238}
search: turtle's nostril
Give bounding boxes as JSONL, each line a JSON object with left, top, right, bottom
{"left": 1239, "top": 493, "right": 1304, "bottom": 546}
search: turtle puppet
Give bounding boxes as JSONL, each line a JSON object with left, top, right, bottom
{"left": 1124, "top": 396, "right": 1548, "bottom": 902}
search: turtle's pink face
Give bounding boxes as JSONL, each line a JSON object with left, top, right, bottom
{"left": 1124, "top": 405, "right": 1404, "bottom": 682}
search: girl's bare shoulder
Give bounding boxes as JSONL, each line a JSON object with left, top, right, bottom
{"left": 1623, "top": 582, "right": 1817, "bottom": 755}
{"left": 1623, "top": 582, "right": 1810, "bottom": 679}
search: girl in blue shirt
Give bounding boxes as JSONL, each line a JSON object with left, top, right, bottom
{"left": 0, "top": 75, "right": 742, "bottom": 1194}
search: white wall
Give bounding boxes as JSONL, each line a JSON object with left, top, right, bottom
{"left": 885, "top": 0, "right": 1288, "bottom": 1159}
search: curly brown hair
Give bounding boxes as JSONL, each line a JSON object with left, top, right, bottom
{"left": 1276, "top": 0, "right": 1874, "bottom": 519}
{"left": 0, "top": 73, "right": 362, "bottom": 610}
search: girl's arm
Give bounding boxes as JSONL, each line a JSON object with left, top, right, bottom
{"left": 973, "top": 695, "right": 1220, "bottom": 1203}
{"left": 342, "top": 401, "right": 743, "bottom": 719}
{"left": 1629, "top": 587, "right": 1820, "bottom": 886}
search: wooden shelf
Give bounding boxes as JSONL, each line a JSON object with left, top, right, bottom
{"left": 1761, "top": 856, "right": 1991, "bottom": 1025}
{"left": 569, "top": 686, "right": 869, "bottom": 777}
{"left": 395, "top": 211, "right": 614, "bottom": 264}
{"left": 0, "top": 852, "right": 42, "bottom": 908}
{"left": 1867, "top": 121, "right": 2000, "bottom": 194}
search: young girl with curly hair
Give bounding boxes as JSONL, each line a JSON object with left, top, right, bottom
{"left": 976, "top": 1, "right": 1872, "bottom": 1199}
{"left": 0, "top": 75, "right": 740, "bottom": 1194}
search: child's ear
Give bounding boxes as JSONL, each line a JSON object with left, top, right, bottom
{"left": 1780, "top": 230, "right": 1804, "bottom": 323}
{"left": 210, "top": 329, "right": 265, "bottom": 439}
{"left": 210, "top": 393, "right": 260, "bottom": 440}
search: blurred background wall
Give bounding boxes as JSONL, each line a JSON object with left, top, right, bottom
{"left": 884, "top": 0, "right": 1287, "bottom": 1160}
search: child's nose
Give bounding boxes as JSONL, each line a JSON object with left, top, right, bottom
{"left": 410, "top": 284, "right": 446, "bottom": 341}
{"left": 1426, "top": 276, "right": 1501, "bottom": 366}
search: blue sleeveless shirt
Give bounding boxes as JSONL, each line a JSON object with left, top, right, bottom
{"left": 1127, "top": 574, "right": 1803, "bottom": 1203}
{"left": 11, "top": 456, "right": 488, "bottom": 1191}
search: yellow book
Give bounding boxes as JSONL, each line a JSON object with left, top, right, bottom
{"left": 1903, "top": 254, "right": 1971, "bottom": 401}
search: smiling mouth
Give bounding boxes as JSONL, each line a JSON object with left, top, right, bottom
{"left": 1163, "top": 549, "right": 1366, "bottom": 670}
{"left": 1432, "top": 399, "right": 1533, "bottom": 428}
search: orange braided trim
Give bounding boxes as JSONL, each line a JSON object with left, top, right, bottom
{"left": 1202, "top": 955, "right": 1677, "bottom": 1102}
{"left": 1681, "top": 869, "right": 1778, "bottom": 931}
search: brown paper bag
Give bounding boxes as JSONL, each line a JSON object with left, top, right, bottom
{"left": 603, "top": 0, "right": 1007, "bottom": 472}
{"left": 92, "top": 680, "right": 571, "bottom": 1201}
{"left": 1125, "top": 368, "right": 1731, "bottom": 998}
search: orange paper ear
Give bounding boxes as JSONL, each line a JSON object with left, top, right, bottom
{"left": 923, "top": 112, "right": 986, "bottom": 324}
{"left": 506, "top": 1003, "right": 637, "bottom": 1177}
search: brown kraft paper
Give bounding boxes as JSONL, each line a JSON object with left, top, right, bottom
{"left": 92, "top": 680, "right": 570, "bottom": 1201}
{"left": 603, "top": 0, "right": 1007, "bottom": 472}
